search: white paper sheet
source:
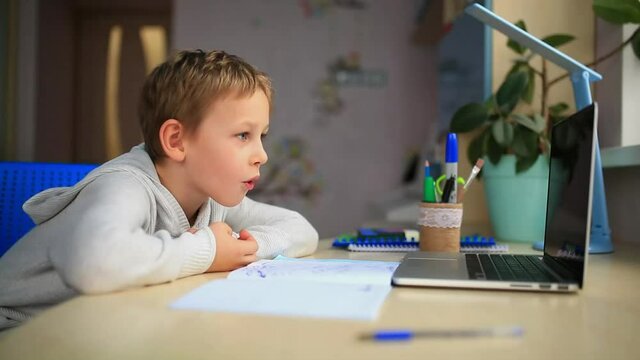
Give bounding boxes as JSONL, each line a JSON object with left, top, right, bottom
{"left": 227, "top": 258, "right": 399, "bottom": 285}
{"left": 170, "top": 258, "right": 399, "bottom": 321}
{"left": 171, "top": 279, "right": 391, "bottom": 320}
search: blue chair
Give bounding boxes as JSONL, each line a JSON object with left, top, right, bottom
{"left": 0, "top": 162, "right": 98, "bottom": 256}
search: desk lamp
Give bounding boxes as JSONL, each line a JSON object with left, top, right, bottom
{"left": 465, "top": 3, "right": 613, "bottom": 253}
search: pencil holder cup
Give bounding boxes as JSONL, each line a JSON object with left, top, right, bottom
{"left": 418, "top": 202, "right": 463, "bottom": 252}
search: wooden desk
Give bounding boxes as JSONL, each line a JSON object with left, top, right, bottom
{"left": 1, "top": 241, "right": 639, "bottom": 360}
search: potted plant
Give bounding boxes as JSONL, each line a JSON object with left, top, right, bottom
{"left": 449, "top": 0, "right": 640, "bottom": 243}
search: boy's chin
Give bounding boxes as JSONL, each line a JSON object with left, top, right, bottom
{"left": 213, "top": 196, "right": 245, "bottom": 207}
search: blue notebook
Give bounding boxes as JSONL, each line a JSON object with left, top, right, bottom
{"left": 332, "top": 229, "right": 508, "bottom": 253}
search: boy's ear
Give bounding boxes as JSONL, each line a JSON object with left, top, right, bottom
{"left": 158, "top": 119, "right": 187, "bottom": 162}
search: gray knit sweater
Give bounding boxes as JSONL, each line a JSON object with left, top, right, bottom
{"left": 0, "top": 144, "right": 319, "bottom": 330}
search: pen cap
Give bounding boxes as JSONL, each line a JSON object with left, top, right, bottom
{"left": 445, "top": 133, "right": 458, "bottom": 163}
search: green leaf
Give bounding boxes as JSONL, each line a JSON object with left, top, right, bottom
{"left": 507, "top": 20, "right": 528, "bottom": 54}
{"left": 507, "top": 61, "right": 532, "bottom": 104}
{"left": 533, "top": 114, "right": 546, "bottom": 133}
{"left": 467, "top": 129, "right": 489, "bottom": 167}
{"left": 593, "top": 0, "right": 640, "bottom": 24}
{"left": 450, "top": 103, "right": 489, "bottom": 133}
{"left": 522, "top": 66, "right": 535, "bottom": 104}
{"left": 516, "top": 154, "right": 540, "bottom": 173}
{"left": 507, "top": 60, "right": 526, "bottom": 76}
{"left": 548, "top": 102, "right": 569, "bottom": 116}
{"left": 486, "top": 133, "right": 503, "bottom": 165}
{"left": 632, "top": 29, "right": 640, "bottom": 59}
{"left": 512, "top": 126, "right": 539, "bottom": 158}
{"left": 542, "top": 34, "right": 575, "bottom": 48}
{"left": 496, "top": 71, "right": 528, "bottom": 114}
{"left": 548, "top": 102, "right": 570, "bottom": 126}
{"left": 512, "top": 114, "right": 544, "bottom": 134}
{"left": 491, "top": 121, "right": 514, "bottom": 146}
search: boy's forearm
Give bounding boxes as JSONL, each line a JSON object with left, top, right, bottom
{"left": 225, "top": 198, "right": 319, "bottom": 259}
{"left": 51, "top": 225, "right": 215, "bottom": 294}
{"left": 245, "top": 217, "right": 319, "bottom": 259}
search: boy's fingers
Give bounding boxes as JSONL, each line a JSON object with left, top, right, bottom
{"left": 242, "top": 254, "right": 257, "bottom": 264}
{"left": 238, "top": 238, "right": 258, "bottom": 255}
{"left": 187, "top": 228, "right": 198, "bottom": 234}
{"left": 236, "top": 230, "right": 258, "bottom": 253}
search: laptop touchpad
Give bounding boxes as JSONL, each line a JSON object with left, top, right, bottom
{"left": 402, "top": 257, "right": 469, "bottom": 280}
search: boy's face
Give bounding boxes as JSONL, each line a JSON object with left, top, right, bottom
{"left": 182, "top": 90, "right": 270, "bottom": 207}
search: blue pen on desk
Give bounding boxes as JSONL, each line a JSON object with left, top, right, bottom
{"left": 445, "top": 133, "right": 458, "bottom": 203}
{"left": 360, "top": 326, "right": 524, "bottom": 342}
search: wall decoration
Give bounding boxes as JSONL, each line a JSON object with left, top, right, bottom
{"left": 313, "top": 52, "right": 359, "bottom": 117}
{"left": 331, "top": 51, "right": 387, "bottom": 87}
{"left": 313, "top": 51, "right": 387, "bottom": 122}
{"left": 314, "top": 78, "right": 344, "bottom": 116}
{"left": 252, "top": 136, "right": 323, "bottom": 204}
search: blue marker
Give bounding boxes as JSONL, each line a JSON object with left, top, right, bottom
{"left": 360, "top": 326, "right": 524, "bottom": 342}
{"left": 445, "top": 133, "right": 459, "bottom": 203}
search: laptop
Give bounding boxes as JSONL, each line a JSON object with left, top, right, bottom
{"left": 392, "top": 102, "right": 599, "bottom": 293}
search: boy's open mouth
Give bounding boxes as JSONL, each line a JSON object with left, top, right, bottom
{"left": 243, "top": 176, "right": 260, "bottom": 190}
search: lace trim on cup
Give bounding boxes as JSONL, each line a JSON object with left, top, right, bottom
{"left": 417, "top": 207, "right": 463, "bottom": 228}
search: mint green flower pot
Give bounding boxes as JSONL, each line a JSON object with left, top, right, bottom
{"left": 482, "top": 155, "right": 549, "bottom": 243}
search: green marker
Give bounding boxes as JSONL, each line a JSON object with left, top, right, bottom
{"left": 423, "top": 160, "right": 436, "bottom": 203}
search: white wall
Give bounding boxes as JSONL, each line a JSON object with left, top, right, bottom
{"left": 621, "top": 24, "right": 640, "bottom": 147}
{"left": 597, "top": 21, "right": 640, "bottom": 148}
{"left": 595, "top": 18, "right": 622, "bottom": 148}
{"left": 597, "top": 21, "right": 640, "bottom": 244}
{"left": 172, "top": 0, "right": 437, "bottom": 236}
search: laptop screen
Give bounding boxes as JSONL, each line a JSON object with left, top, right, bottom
{"left": 543, "top": 103, "right": 597, "bottom": 286}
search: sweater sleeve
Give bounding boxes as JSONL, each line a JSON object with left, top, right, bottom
{"left": 223, "top": 197, "right": 319, "bottom": 259}
{"left": 47, "top": 173, "right": 215, "bottom": 294}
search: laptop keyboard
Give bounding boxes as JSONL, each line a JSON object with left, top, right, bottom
{"left": 465, "top": 254, "right": 558, "bottom": 282}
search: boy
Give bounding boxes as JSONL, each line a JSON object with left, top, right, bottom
{"left": 0, "top": 50, "right": 319, "bottom": 331}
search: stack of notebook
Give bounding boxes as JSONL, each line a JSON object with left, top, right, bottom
{"left": 332, "top": 228, "right": 508, "bottom": 253}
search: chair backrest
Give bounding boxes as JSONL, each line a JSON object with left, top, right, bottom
{"left": 0, "top": 162, "right": 98, "bottom": 256}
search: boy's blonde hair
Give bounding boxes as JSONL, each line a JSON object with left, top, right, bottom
{"left": 139, "top": 49, "right": 273, "bottom": 161}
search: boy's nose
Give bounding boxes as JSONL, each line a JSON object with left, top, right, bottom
{"left": 252, "top": 144, "right": 268, "bottom": 166}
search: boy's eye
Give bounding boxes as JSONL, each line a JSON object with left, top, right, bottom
{"left": 236, "top": 132, "right": 249, "bottom": 141}
{"left": 261, "top": 133, "right": 268, "bottom": 139}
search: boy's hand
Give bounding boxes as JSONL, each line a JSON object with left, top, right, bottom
{"left": 206, "top": 222, "right": 258, "bottom": 272}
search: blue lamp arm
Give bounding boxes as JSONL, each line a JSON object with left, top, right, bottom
{"left": 465, "top": 4, "right": 613, "bottom": 253}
